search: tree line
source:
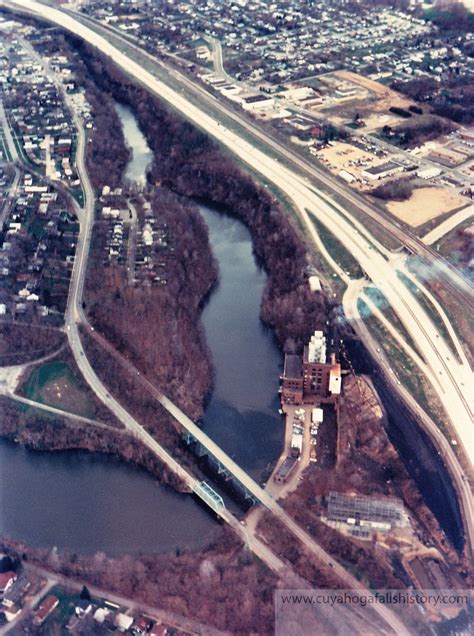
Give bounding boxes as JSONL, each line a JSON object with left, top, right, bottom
{"left": 68, "top": 37, "right": 330, "bottom": 354}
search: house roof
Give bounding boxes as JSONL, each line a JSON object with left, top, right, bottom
{"left": 0, "top": 571, "right": 16, "bottom": 590}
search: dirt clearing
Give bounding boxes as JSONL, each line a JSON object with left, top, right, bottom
{"left": 386, "top": 187, "right": 467, "bottom": 226}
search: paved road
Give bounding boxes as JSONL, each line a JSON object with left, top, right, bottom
{"left": 0, "top": 576, "right": 55, "bottom": 636}
{"left": 34, "top": 41, "right": 305, "bottom": 581}
{"left": 343, "top": 281, "right": 474, "bottom": 553}
{"left": 28, "top": 2, "right": 472, "bottom": 468}
{"left": 0, "top": 390, "right": 118, "bottom": 429}
{"left": 4, "top": 2, "right": 470, "bottom": 627}
{"left": 0, "top": 97, "right": 22, "bottom": 227}
{"left": 422, "top": 203, "right": 474, "bottom": 246}
{"left": 204, "top": 35, "right": 234, "bottom": 85}
{"left": 12, "top": 563, "right": 230, "bottom": 636}
{"left": 59, "top": 4, "right": 474, "bottom": 466}
{"left": 84, "top": 14, "right": 473, "bottom": 307}
{"left": 0, "top": 99, "right": 19, "bottom": 162}
{"left": 0, "top": 165, "right": 21, "bottom": 227}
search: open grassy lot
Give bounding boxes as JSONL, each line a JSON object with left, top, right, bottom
{"left": 20, "top": 360, "right": 96, "bottom": 419}
{"left": 312, "top": 217, "right": 364, "bottom": 279}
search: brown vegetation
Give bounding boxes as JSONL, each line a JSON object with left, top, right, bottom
{"left": 1, "top": 529, "right": 278, "bottom": 635}
{"left": 276, "top": 376, "right": 471, "bottom": 586}
{"left": 79, "top": 327, "right": 203, "bottom": 474}
{"left": 383, "top": 114, "right": 455, "bottom": 148}
{"left": 371, "top": 178, "right": 415, "bottom": 202}
{"left": 85, "top": 190, "right": 217, "bottom": 421}
{"left": 69, "top": 38, "right": 330, "bottom": 353}
{"left": 0, "top": 395, "right": 184, "bottom": 491}
{"left": 391, "top": 74, "right": 474, "bottom": 125}
{"left": 0, "top": 322, "right": 66, "bottom": 366}
{"left": 257, "top": 513, "right": 342, "bottom": 589}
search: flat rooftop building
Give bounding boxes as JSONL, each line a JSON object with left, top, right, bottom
{"left": 326, "top": 491, "right": 410, "bottom": 536}
{"left": 281, "top": 330, "right": 341, "bottom": 406}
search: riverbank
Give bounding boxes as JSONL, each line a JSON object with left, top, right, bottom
{"left": 264, "top": 374, "right": 471, "bottom": 589}
{"left": 69, "top": 38, "right": 330, "bottom": 355}
{"left": 0, "top": 395, "right": 185, "bottom": 493}
{"left": 2, "top": 18, "right": 468, "bottom": 590}
{"left": 0, "top": 530, "right": 278, "bottom": 635}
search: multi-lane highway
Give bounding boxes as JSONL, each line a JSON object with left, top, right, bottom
{"left": 55, "top": 1, "right": 472, "bottom": 442}
{"left": 4, "top": 0, "right": 472, "bottom": 584}
{"left": 76, "top": 10, "right": 472, "bottom": 307}
{"left": 53, "top": 55, "right": 413, "bottom": 635}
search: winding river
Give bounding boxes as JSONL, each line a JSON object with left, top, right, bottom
{"left": 0, "top": 104, "right": 283, "bottom": 553}
{"left": 0, "top": 104, "right": 463, "bottom": 554}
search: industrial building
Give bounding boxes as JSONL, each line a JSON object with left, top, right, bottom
{"left": 362, "top": 161, "right": 404, "bottom": 181}
{"left": 324, "top": 491, "right": 410, "bottom": 539}
{"left": 280, "top": 330, "right": 341, "bottom": 406}
{"left": 274, "top": 456, "right": 298, "bottom": 483}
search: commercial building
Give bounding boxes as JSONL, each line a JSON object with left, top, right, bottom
{"left": 362, "top": 161, "right": 404, "bottom": 181}
{"left": 240, "top": 93, "right": 275, "bottom": 111}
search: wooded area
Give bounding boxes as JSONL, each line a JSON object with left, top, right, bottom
{"left": 84, "top": 189, "right": 217, "bottom": 421}
{"left": 0, "top": 395, "right": 184, "bottom": 490}
{"left": 0, "top": 323, "right": 66, "bottom": 366}
{"left": 278, "top": 375, "right": 471, "bottom": 583}
{"left": 1, "top": 528, "right": 278, "bottom": 635}
{"left": 69, "top": 38, "right": 330, "bottom": 354}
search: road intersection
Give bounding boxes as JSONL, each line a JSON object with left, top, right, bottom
{"left": 2, "top": 1, "right": 472, "bottom": 629}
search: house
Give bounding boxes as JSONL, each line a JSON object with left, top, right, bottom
{"left": 132, "top": 615, "right": 153, "bottom": 634}
{"left": 75, "top": 598, "right": 93, "bottom": 618}
{"left": 0, "top": 571, "right": 16, "bottom": 595}
{"left": 2, "top": 602, "right": 21, "bottom": 623}
{"left": 33, "top": 595, "right": 59, "bottom": 625}
{"left": 93, "top": 607, "right": 111, "bottom": 624}
{"left": 149, "top": 624, "right": 168, "bottom": 636}
{"left": 114, "top": 612, "right": 134, "bottom": 632}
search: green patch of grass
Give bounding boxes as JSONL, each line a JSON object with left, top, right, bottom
{"left": 396, "top": 270, "right": 460, "bottom": 362}
{"left": 311, "top": 217, "right": 364, "bottom": 279}
{"left": 71, "top": 187, "right": 84, "bottom": 206}
{"left": 20, "top": 360, "right": 96, "bottom": 419}
{"left": 363, "top": 285, "right": 426, "bottom": 361}
{"left": 29, "top": 216, "right": 48, "bottom": 240}
{"left": 37, "top": 586, "right": 78, "bottom": 631}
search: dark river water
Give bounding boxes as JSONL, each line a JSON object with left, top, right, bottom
{"left": 0, "top": 442, "right": 219, "bottom": 555}
{"left": 199, "top": 206, "right": 283, "bottom": 481}
{"left": 0, "top": 104, "right": 283, "bottom": 553}
{"left": 0, "top": 104, "right": 463, "bottom": 554}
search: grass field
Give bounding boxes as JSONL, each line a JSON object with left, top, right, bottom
{"left": 363, "top": 285, "right": 425, "bottom": 361}
{"left": 396, "top": 271, "right": 460, "bottom": 362}
{"left": 312, "top": 217, "right": 364, "bottom": 279}
{"left": 21, "top": 360, "right": 96, "bottom": 419}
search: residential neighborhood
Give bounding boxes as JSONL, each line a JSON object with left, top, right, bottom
{"left": 0, "top": 551, "right": 196, "bottom": 635}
